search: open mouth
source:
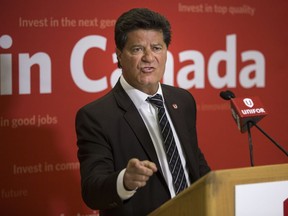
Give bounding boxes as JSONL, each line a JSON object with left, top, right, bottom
{"left": 141, "top": 67, "right": 155, "bottom": 73}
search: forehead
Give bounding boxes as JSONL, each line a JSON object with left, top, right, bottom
{"left": 125, "top": 29, "right": 165, "bottom": 44}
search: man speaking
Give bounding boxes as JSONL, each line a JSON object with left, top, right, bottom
{"left": 75, "top": 8, "right": 211, "bottom": 216}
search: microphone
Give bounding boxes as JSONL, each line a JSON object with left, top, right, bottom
{"left": 220, "top": 90, "right": 267, "bottom": 133}
{"left": 220, "top": 90, "right": 235, "bottom": 100}
{"left": 220, "top": 90, "right": 288, "bottom": 166}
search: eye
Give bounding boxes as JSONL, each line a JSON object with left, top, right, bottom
{"left": 131, "top": 46, "right": 143, "bottom": 54}
{"left": 152, "top": 45, "right": 162, "bottom": 52}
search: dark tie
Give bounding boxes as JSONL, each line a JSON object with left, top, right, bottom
{"left": 147, "top": 94, "right": 188, "bottom": 194}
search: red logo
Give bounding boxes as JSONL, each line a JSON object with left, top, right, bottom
{"left": 284, "top": 198, "right": 288, "bottom": 216}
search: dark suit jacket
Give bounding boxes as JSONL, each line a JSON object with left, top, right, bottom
{"left": 76, "top": 80, "right": 210, "bottom": 216}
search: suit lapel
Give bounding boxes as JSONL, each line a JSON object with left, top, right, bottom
{"left": 112, "top": 81, "right": 164, "bottom": 175}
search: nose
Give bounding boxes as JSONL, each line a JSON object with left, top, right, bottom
{"left": 142, "top": 49, "right": 154, "bottom": 62}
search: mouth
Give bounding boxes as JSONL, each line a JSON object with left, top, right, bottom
{"left": 141, "top": 66, "right": 155, "bottom": 73}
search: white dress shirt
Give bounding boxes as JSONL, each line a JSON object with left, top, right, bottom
{"left": 117, "top": 75, "right": 190, "bottom": 200}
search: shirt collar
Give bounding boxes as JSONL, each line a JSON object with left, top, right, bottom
{"left": 120, "top": 75, "right": 163, "bottom": 109}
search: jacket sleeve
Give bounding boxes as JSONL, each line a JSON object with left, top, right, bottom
{"left": 75, "top": 106, "right": 123, "bottom": 210}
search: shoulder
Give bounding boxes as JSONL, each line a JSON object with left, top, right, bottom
{"left": 161, "top": 84, "right": 195, "bottom": 101}
{"left": 75, "top": 90, "right": 120, "bottom": 125}
{"left": 77, "top": 81, "right": 128, "bottom": 115}
{"left": 81, "top": 91, "right": 114, "bottom": 112}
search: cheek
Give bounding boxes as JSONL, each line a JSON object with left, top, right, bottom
{"left": 122, "top": 56, "right": 139, "bottom": 68}
{"left": 122, "top": 61, "right": 137, "bottom": 73}
{"left": 159, "top": 56, "right": 167, "bottom": 69}
{"left": 158, "top": 53, "right": 167, "bottom": 63}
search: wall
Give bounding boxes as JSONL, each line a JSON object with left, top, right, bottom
{"left": 0, "top": 0, "right": 287, "bottom": 215}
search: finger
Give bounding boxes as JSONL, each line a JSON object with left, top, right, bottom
{"left": 139, "top": 160, "right": 157, "bottom": 173}
{"left": 128, "top": 158, "right": 140, "bottom": 169}
{"left": 127, "top": 159, "right": 152, "bottom": 177}
{"left": 143, "top": 161, "right": 157, "bottom": 172}
{"left": 124, "top": 171, "right": 150, "bottom": 190}
{"left": 124, "top": 159, "right": 147, "bottom": 190}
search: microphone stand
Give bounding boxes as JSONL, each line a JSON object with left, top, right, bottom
{"left": 247, "top": 121, "right": 288, "bottom": 160}
{"left": 247, "top": 122, "right": 254, "bottom": 167}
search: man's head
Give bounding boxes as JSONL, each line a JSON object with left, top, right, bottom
{"left": 115, "top": 8, "right": 171, "bottom": 54}
{"left": 114, "top": 8, "right": 171, "bottom": 95}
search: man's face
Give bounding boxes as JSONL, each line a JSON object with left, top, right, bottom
{"left": 116, "top": 29, "right": 167, "bottom": 95}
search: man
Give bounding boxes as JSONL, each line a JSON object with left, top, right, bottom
{"left": 76, "top": 8, "right": 210, "bottom": 216}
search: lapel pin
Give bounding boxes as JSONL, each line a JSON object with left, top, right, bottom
{"left": 172, "top": 104, "right": 178, "bottom": 109}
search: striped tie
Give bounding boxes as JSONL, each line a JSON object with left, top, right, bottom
{"left": 147, "top": 94, "right": 188, "bottom": 194}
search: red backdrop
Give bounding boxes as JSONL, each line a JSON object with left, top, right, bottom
{"left": 1, "top": 0, "right": 287, "bottom": 215}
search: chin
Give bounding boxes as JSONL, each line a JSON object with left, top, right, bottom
{"left": 139, "top": 79, "right": 157, "bottom": 86}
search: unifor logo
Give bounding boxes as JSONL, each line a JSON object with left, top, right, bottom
{"left": 243, "top": 98, "right": 254, "bottom": 108}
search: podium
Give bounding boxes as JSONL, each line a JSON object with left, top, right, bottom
{"left": 149, "top": 163, "right": 288, "bottom": 216}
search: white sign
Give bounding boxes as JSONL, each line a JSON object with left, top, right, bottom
{"left": 235, "top": 181, "right": 288, "bottom": 216}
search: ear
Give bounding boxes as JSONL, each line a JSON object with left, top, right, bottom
{"left": 116, "top": 48, "right": 122, "bottom": 61}
{"left": 116, "top": 48, "right": 122, "bottom": 68}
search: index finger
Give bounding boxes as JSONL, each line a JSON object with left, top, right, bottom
{"left": 140, "top": 160, "right": 157, "bottom": 172}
